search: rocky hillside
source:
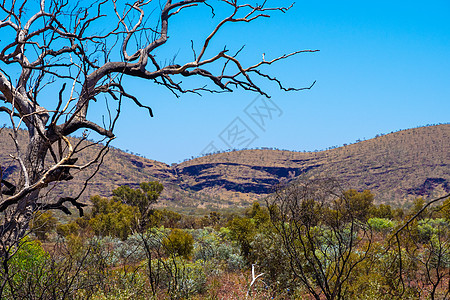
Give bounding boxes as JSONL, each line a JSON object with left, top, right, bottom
{"left": 175, "top": 124, "right": 449, "bottom": 207}
{"left": 1, "top": 124, "right": 449, "bottom": 210}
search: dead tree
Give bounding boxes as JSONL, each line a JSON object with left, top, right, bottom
{"left": 0, "top": 0, "right": 317, "bottom": 253}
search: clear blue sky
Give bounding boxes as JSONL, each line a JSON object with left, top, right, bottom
{"left": 4, "top": 1, "right": 450, "bottom": 164}
{"left": 110, "top": 0, "right": 449, "bottom": 163}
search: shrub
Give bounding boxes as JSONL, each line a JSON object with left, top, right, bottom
{"left": 227, "top": 216, "right": 256, "bottom": 260}
{"left": 339, "top": 189, "right": 374, "bottom": 221}
{"left": 30, "top": 211, "right": 57, "bottom": 240}
{"left": 89, "top": 195, "right": 140, "bottom": 240}
{"left": 148, "top": 257, "right": 206, "bottom": 298}
{"left": 417, "top": 218, "right": 449, "bottom": 243}
{"left": 368, "top": 218, "right": 395, "bottom": 232}
{"left": 8, "top": 237, "right": 49, "bottom": 276}
{"left": 84, "top": 270, "right": 149, "bottom": 300}
{"left": 251, "top": 230, "right": 292, "bottom": 289}
{"left": 1, "top": 237, "right": 51, "bottom": 298}
{"left": 192, "top": 228, "right": 244, "bottom": 271}
{"left": 56, "top": 221, "right": 81, "bottom": 237}
{"left": 112, "top": 181, "right": 163, "bottom": 229}
{"left": 163, "top": 229, "right": 194, "bottom": 259}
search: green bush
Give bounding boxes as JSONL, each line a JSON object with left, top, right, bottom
{"left": 417, "top": 218, "right": 449, "bottom": 242}
{"left": 8, "top": 237, "right": 49, "bottom": 275}
{"left": 83, "top": 270, "right": 149, "bottom": 300}
{"left": 163, "top": 229, "right": 194, "bottom": 259}
{"left": 56, "top": 221, "right": 81, "bottom": 237}
{"left": 368, "top": 218, "right": 395, "bottom": 232}
{"left": 251, "top": 230, "right": 292, "bottom": 289}
{"left": 148, "top": 257, "right": 206, "bottom": 298}
{"left": 2, "top": 237, "right": 51, "bottom": 298}
{"left": 441, "top": 197, "right": 450, "bottom": 221}
{"left": 30, "top": 211, "right": 57, "bottom": 240}
{"left": 89, "top": 195, "right": 140, "bottom": 240}
{"left": 192, "top": 228, "right": 244, "bottom": 271}
{"left": 227, "top": 216, "right": 256, "bottom": 260}
{"left": 339, "top": 189, "right": 374, "bottom": 221}
{"left": 369, "top": 204, "right": 393, "bottom": 219}
{"left": 112, "top": 181, "right": 163, "bottom": 228}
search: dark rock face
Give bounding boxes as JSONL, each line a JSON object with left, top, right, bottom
{"left": 175, "top": 163, "right": 321, "bottom": 194}
{"left": 184, "top": 178, "right": 280, "bottom": 194}
{"left": 408, "top": 178, "right": 450, "bottom": 196}
{"left": 130, "top": 159, "right": 144, "bottom": 168}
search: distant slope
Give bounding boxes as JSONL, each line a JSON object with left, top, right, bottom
{"left": 1, "top": 125, "right": 449, "bottom": 210}
{"left": 176, "top": 124, "right": 449, "bottom": 206}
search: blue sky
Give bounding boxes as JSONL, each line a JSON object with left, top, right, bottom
{"left": 2, "top": 1, "right": 449, "bottom": 164}
{"left": 109, "top": 0, "right": 449, "bottom": 163}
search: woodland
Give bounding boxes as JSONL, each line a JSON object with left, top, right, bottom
{"left": 4, "top": 180, "right": 450, "bottom": 299}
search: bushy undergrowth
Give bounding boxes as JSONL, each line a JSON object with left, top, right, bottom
{"left": 2, "top": 186, "right": 450, "bottom": 299}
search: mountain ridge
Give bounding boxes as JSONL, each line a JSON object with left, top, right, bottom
{"left": 1, "top": 124, "right": 448, "bottom": 210}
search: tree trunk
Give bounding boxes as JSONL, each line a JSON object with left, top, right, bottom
{"left": 1, "top": 130, "right": 49, "bottom": 254}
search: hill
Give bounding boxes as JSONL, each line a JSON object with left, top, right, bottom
{"left": 175, "top": 124, "right": 449, "bottom": 208}
{"left": 1, "top": 124, "right": 449, "bottom": 211}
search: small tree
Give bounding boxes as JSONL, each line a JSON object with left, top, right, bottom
{"left": 112, "top": 181, "right": 164, "bottom": 230}
{"left": 89, "top": 195, "right": 139, "bottom": 240}
{"left": 338, "top": 189, "right": 374, "bottom": 222}
{"left": 228, "top": 216, "right": 256, "bottom": 261}
{"left": 30, "top": 211, "right": 57, "bottom": 241}
{"left": 65, "top": 182, "right": 164, "bottom": 239}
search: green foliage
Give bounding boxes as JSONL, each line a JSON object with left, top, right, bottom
{"left": 368, "top": 217, "right": 395, "bottom": 232}
{"left": 55, "top": 182, "right": 164, "bottom": 241}
{"left": 268, "top": 182, "right": 378, "bottom": 299}
{"left": 441, "top": 197, "right": 450, "bottom": 221}
{"left": 163, "top": 229, "right": 194, "bottom": 259}
{"left": 6, "top": 191, "right": 450, "bottom": 299}
{"left": 84, "top": 271, "right": 149, "bottom": 300}
{"left": 342, "top": 242, "right": 420, "bottom": 299}
{"left": 8, "top": 237, "right": 49, "bottom": 274}
{"left": 112, "top": 181, "right": 163, "bottom": 218}
{"left": 417, "top": 218, "right": 449, "bottom": 243}
{"left": 340, "top": 189, "right": 374, "bottom": 221}
{"left": 369, "top": 203, "right": 393, "bottom": 219}
{"left": 2, "top": 237, "right": 51, "bottom": 298}
{"left": 251, "top": 229, "right": 292, "bottom": 290}
{"left": 89, "top": 195, "right": 139, "bottom": 240}
{"left": 245, "top": 202, "right": 270, "bottom": 227}
{"left": 87, "top": 181, "right": 164, "bottom": 238}
{"left": 154, "top": 209, "right": 183, "bottom": 228}
{"left": 192, "top": 228, "right": 244, "bottom": 271}
{"left": 227, "top": 216, "right": 256, "bottom": 260}
{"left": 200, "top": 211, "right": 223, "bottom": 228}
{"left": 30, "top": 211, "right": 57, "bottom": 240}
{"left": 409, "top": 197, "right": 427, "bottom": 219}
{"left": 148, "top": 257, "right": 206, "bottom": 299}
{"left": 56, "top": 221, "right": 81, "bottom": 237}
{"left": 392, "top": 207, "right": 405, "bottom": 220}
{"left": 65, "top": 233, "right": 85, "bottom": 257}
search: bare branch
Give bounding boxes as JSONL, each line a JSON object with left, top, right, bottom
{"left": 0, "top": 0, "right": 314, "bottom": 253}
{"left": 391, "top": 193, "right": 450, "bottom": 240}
